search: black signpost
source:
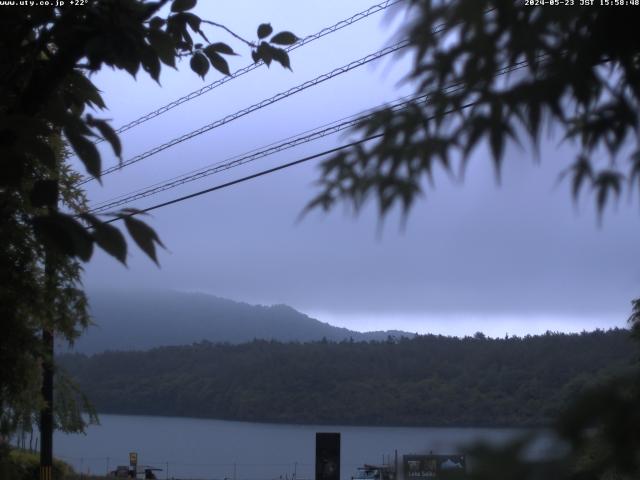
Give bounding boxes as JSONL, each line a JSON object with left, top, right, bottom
{"left": 316, "top": 433, "right": 340, "bottom": 480}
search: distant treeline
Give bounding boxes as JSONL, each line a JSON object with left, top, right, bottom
{"left": 58, "top": 329, "right": 638, "bottom": 427}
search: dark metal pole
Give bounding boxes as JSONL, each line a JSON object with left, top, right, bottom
{"left": 40, "top": 175, "right": 58, "bottom": 480}
{"left": 39, "top": 323, "right": 54, "bottom": 480}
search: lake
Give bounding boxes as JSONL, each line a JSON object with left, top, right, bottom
{"left": 53, "top": 414, "right": 555, "bottom": 480}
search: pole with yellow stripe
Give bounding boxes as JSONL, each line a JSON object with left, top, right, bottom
{"left": 39, "top": 465, "right": 52, "bottom": 480}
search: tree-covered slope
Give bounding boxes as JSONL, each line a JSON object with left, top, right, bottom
{"left": 70, "top": 290, "right": 411, "bottom": 353}
{"left": 59, "top": 329, "right": 637, "bottom": 427}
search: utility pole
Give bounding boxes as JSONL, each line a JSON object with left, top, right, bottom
{"left": 39, "top": 323, "right": 54, "bottom": 480}
{"left": 40, "top": 163, "right": 59, "bottom": 480}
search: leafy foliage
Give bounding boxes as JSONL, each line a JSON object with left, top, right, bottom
{"left": 0, "top": 446, "right": 74, "bottom": 480}
{"left": 0, "top": 138, "right": 94, "bottom": 441}
{"left": 58, "top": 329, "right": 635, "bottom": 427}
{"left": 0, "top": 0, "right": 297, "bottom": 444}
{"left": 0, "top": 0, "right": 297, "bottom": 265}
{"left": 308, "top": 1, "right": 640, "bottom": 220}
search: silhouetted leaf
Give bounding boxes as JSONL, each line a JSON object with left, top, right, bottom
{"left": 270, "top": 47, "right": 291, "bottom": 70}
{"left": 81, "top": 213, "right": 127, "bottom": 265}
{"left": 206, "top": 42, "right": 237, "bottom": 56}
{"left": 171, "top": 0, "right": 196, "bottom": 12}
{"left": 630, "top": 150, "right": 640, "bottom": 195}
{"left": 119, "top": 52, "right": 140, "bottom": 77}
{"left": 123, "top": 214, "right": 165, "bottom": 265}
{"left": 564, "top": 156, "right": 593, "bottom": 201}
{"left": 149, "top": 16, "right": 165, "bottom": 30}
{"left": 0, "top": 154, "right": 25, "bottom": 187}
{"left": 30, "top": 180, "right": 58, "bottom": 208}
{"left": 190, "top": 51, "right": 209, "bottom": 79}
{"left": 203, "top": 49, "right": 230, "bottom": 76}
{"left": 32, "top": 212, "right": 94, "bottom": 261}
{"left": 22, "top": 138, "right": 57, "bottom": 169}
{"left": 182, "top": 12, "right": 201, "bottom": 32}
{"left": 148, "top": 30, "right": 176, "bottom": 67}
{"left": 594, "top": 170, "right": 623, "bottom": 218}
{"left": 64, "top": 128, "right": 101, "bottom": 181}
{"left": 270, "top": 31, "right": 299, "bottom": 45}
{"left": 257, "top": 42, "right": 272, "bottom": 66}
{"left": 257, "top": 23, "right": 273, "bottom": 39}
{"left": 140, "top": 45, "right": 161, "bottom": 82}
{"left": 67, "top": 71, "right": 106, "bottom": 110}
{"left": 86, "top": 115, "right": 122, "bottom": 159}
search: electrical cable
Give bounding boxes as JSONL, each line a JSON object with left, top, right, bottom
{"left": 98, "top": 56, "right": 543, "bottom": 224}
{"left": 78, "top": 38, "right": 420, "bottom": 185}
{"left": 98, "top": 0, "right": 405, "bottom": 141}
{"left": 88, "top": 90, "right": 455, "bottom": 213}
{"left": 89, "top": 57, "right": 538, "bottom": 213}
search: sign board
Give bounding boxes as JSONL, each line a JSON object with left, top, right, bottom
{"left": 403, "top": 455, "right": 465, "bottom": 480}
{"left": 316, "top": 432, "right": 340, "bottom": 480}
{"left": 129, "top": 452, "right": 138, "bottom": 467}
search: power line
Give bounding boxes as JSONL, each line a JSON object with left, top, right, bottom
{"left": 88, "top": 56, "right": 537, "bottom": 213}
{"left": 98, "top": 57, "right": 539, "bottom": 224}
{"left": 78, "top": 37, "right": 418, "bottom": 185}
{"left": 101, "top": 103, "right": 485, "bottom": 225}
{"left": 79, "top": 14, "right": 455, "bottom": 186}
{"left": 100, "top": 0, "right": 404, "bottom": 141}
{"left": 88, "top": 90, "right": 452, "bottom": 213}
{"left": 88, "top": 93, "right": 424, "bottom": 212}
{"left": 102, "top": 133, "right": 387, "bottom": 225}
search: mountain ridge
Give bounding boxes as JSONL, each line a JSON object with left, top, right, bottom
{"left": 69, "top": 289, "right": 415, "bottom": 354}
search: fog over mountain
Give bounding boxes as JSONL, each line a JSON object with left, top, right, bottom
{"left": 68, "top": 290, "right": 414, "bottom": 354}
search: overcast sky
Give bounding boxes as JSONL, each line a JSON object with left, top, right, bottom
{"left": 79, "top": 0, "right": 639, "bottom": 337}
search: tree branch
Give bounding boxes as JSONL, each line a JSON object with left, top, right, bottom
{"left": 201, "top": 20, "right": 255, "bottom": 48}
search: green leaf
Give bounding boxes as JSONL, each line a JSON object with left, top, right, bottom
{"left": 148, "top": 29, "right": 176, "bottom": 68}
{"left": 64, "top": 128, "right": 101, "bottom": 181}
{"left": 32, "top": 212, "right": 94, "bottom": 262}
{"left": 171, "top": 0, "right": 196, "bottom": 12}
{"left": 190, "top": 51, "right": 209, "bottom": 79}
{"left": 270, "top": 31, "right": 299, "bottom": 45}
{"left": 257, "top": 23, "right": 273, "bottom": 39}
{"left": 203, "top": 49, "right": 230, "bottom": 76}
{"left": 81, "top": 213, "right": 128, "bottom": 265}
{"left": 86, "top": 115, "right": 122, "bottom": 159}
{"left": 123, "top": 214, "right": 165, "bottom": 265}
{"left": 206, "top": 42, "right": 237, "bottom": 56}
{"left": 30, "top": 180, "right": 59, "bottom": 208}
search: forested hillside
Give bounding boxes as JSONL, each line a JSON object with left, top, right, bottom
{"left": 70, "top": 290, "right": 412, "bottom": 353}
{"left": 59, "top": 329, "right": 637, "bottom": 427}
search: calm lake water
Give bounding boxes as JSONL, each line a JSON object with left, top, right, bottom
{"left": 54, "top": 414, "right": 555, "bottom": 480}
